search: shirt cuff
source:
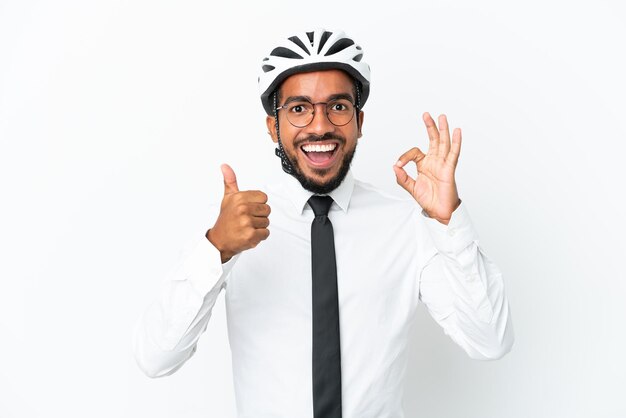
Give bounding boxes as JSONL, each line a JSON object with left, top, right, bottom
{"left": 172, "top": 234, "right": 240, "bottom": 297}
{"left": 421, "top": 200, "right": 479, "bottom": 256}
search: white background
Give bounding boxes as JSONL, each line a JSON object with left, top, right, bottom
{"left": 1, "top": 1, "right": 625, "bottom": 417}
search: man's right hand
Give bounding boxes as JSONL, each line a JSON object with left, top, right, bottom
{"left": 206, "top": 164, "right": 271, "bottom": 263}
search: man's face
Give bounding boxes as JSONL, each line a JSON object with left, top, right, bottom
{"left": 266, "top": 69, "right": 364, "bottom": 194}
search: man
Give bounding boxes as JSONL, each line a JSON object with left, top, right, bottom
{"left": 133, "top": 29, "right": 514, "bottom": 417}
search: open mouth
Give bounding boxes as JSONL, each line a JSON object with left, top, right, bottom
{"left": 299, "top": 141, "right": 340, "bottom": 168}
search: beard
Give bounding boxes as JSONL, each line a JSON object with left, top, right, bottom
{"left": 284, "top": 132, "right": 357, "bottom": 195}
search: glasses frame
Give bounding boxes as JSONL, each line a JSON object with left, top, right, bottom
{"left": 275, "top": 98, "right": 358, "bottom": 128}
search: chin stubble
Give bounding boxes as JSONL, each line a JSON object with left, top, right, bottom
{"left": 286, "top": 139, "right": 357, "bottom": 195}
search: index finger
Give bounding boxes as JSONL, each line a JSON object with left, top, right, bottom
{"left": 239, "top": 190, "right": 268, "bottom": 203}
{"left": 247, "top": 203, "right": 271, "bottom": 217}
{"left": 395, "top": 147, "right": 426, "bottom": 168}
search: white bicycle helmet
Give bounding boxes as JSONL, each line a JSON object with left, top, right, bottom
{"left": 258, "top": 29, "right": 371, "bottom": 115}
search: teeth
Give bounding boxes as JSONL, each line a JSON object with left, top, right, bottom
{"left": 302, "top": 143, "right": 337, "bottom": 152}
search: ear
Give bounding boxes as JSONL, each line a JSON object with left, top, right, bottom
{"left": 266, "top": 115, "right": 278, "bottom": 143}
{"left": 357, "top": 110, "right": 364, "bottom": 138}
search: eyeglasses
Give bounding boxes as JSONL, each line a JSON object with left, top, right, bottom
{"left": 276, "top": 98, "right": 356, "bottom": 128}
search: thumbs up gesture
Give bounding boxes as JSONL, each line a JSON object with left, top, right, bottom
{"left": 206, "top": 164, "right": 271, "bottom": 263}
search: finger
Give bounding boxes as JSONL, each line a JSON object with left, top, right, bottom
{"left": 438, "top": 114, "right": 450, "bottom": 157}
{"left": 247, "top": 203, "right": 271, "bottom": 217}
{"left": 395, "top": 147, "right": 426, "bottom": 168}
{"left": 251, "top": 216, "right": 270, "bottom": 229}
{"left": 238, "top": 190, "right": 268, "bottom": 203}
{"left": 221, "top": 164, "right": 239, "bottom": 195}
{"left": 423, "top": 112, "right": 440, "bottom": 156}
{"left": 392, "top": 164, "right": 415, "bottom": 195}
{"left": 254, "top": 228, "right": 270, "bottom": 242}
{"left": 446, "top": 128, "right": 462, "bottom": 168}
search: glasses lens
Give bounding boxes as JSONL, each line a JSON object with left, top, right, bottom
{"left": 283, "top": 99, "right": 355, "bottom": 127}
{"left": 326, "top": 99, "right": 355, "bottom": 126}
{"left": 285, "top": 102, "right": 314, "bottom": 128}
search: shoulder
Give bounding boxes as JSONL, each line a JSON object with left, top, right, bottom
{"left": 353, "top": 178, "right": 439, "bottom": 255}
{"left": 352, "top": 178, "right": 413, "bottom": 205}
{"left": 351, "top": 178, "right": 422, "bottom": 217}
{"left": 263, "top": 180, "right": 293, "bottom": 205}
{"left": 261, "top": 179, "right": 307, "bottom": 216}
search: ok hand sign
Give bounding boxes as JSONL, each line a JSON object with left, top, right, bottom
{"left": 393, "top": 112, "right": 462, "bottom": 225}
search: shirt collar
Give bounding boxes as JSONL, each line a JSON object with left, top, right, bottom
{"left": 284, "top": 170, "right": 355, "bottom": 215}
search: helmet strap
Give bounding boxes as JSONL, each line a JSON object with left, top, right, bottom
{"left": 273, "top": 91, "right": 296, "bottom": 175}
{"left": 354, "top": 79, "right": 361, "bottom": 128}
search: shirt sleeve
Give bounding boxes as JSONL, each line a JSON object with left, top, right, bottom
{"left": 417, "top": 201, "right": 515, "bottom": 360}
{"left": 132, "top": 231, "right": 239, "bottom": 378}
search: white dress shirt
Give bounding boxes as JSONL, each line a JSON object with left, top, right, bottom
{"left": 133, "top": 170, "right": 514, "bottom": 418}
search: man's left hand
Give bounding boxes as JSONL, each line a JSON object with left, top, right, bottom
{"left": 393, "top": 112, "right": 462, "bottom": 225}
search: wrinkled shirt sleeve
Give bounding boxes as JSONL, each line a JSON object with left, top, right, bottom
{"left": 417, "top": 201, "right": 514, "bottom": 360}
{"left": 132, "top": 220, "right": 239, "bottom": 378}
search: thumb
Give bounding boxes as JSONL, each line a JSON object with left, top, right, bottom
{"left": 393, "top": 163, "right": 415, "bottom": 195}
{"left": 221, "top": 163, "right": 239, "bottom": 195}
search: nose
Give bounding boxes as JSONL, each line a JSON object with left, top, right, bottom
{"left": 305, "top": 103, "right": 335, "bottom": 135}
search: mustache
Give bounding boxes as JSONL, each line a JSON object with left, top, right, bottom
{"left": 294, "top": 132, "right": 346, "bottom": 148}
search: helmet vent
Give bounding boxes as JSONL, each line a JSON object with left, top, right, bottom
{"left": 258, "top": 29, "right": 371, "bottom": 116}
{"left": 270, "top": 47, "right": 303, "bottom": 59}
{"left": 317, "top": 31, "right": 333, "bottom": 54}
{"left": 306, "top": 31, "right": 315, "bottom": 45}
{"left": 325, "top": 38, "right": 354, "bottom": 56}
{"left": 288, "top": 36, "right": 310, "bottom": 55}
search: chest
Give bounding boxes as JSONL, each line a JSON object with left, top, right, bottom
{"left": 225, "top": 208, "right": 421, "bottom": 318}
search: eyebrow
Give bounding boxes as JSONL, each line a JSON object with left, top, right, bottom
{"left": 283, "top": 92, "right": 355, "bottom": 106}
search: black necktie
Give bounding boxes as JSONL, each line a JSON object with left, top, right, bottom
{"left": 308, "top": 195, "right": 342, "bottom": 418}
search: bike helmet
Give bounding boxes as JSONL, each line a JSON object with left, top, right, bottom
{"left": 258, "top": 29, "right": 371, "bottom": 115}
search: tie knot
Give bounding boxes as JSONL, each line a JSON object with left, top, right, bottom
{"left": 308, "top": 195, "right": 333, "bottom": 217}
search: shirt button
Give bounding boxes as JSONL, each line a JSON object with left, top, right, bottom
{"left": 447, "top": 227, "right": 456, "bottom": 237}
